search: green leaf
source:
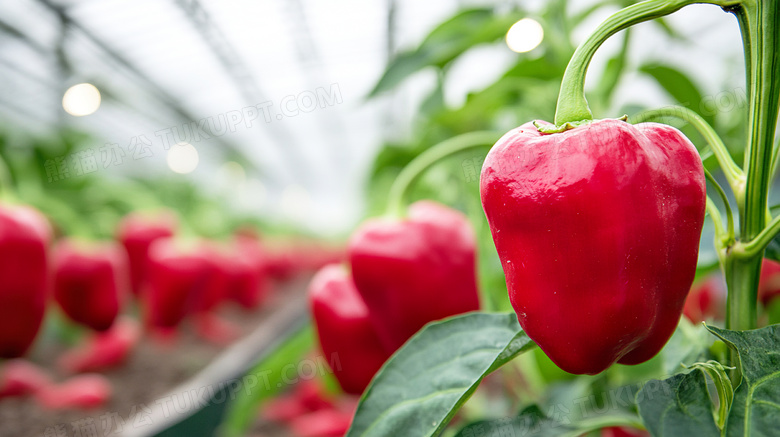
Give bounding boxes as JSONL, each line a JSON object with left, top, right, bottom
{"left": 220, "top": 324, "right": 314, "bottom": 437}
{"left": 706, "top": 324, "right": 780, "bottom": 436}
{"left": 346, "top": 312, "right": 535, "bottom": 437}
{"left": 454, "top": 405, "right": 643, "bottom": 437}
{"left": 684, "top": 360, "right": 734, "bottom": 429}
{"left": 636, "top": 370, "right": 720, "bottom": 436}
{"left": 369, "top": 8, "right": 524, "bottom": 97}
{"left": 639, "top": 64, "right": 712, "bottom": 124}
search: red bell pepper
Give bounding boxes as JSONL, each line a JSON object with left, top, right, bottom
{"left": 601, "top": 426, "right": 649, "bottom": 437}
{"left": 481, "top": 119, "right": 706, "bottom": 374}
{"left": 309, "top": 265, "right": 390, "bottom": 394}
{"left": 290, "top": 409, "right": 354, "bottom": 437}
{"left": 348, "top": 200, "right": 481, "bottom": 352}
{"left": 117, "top": 211, "right": 177, "bottom": 295}
{"left": 682, "top": 276, "right": 724, "bottom": 324}
{"left": 144, "top": 238, "right": 213, "bottom": 330}
{"left": 0, "top": 359, "right": 51, "bottom": 399}
{"left": 0, "top": 204, "right": 51, "bottom": 358}
{"left": 226, "top": 236, "right": 268, "bottom": 309}
{"left": 36, "top": 374, "right": 112, "bottom": 410}
{"left": 52, "top": 239, "right": 128, "bottom": 332}
{"left": 758, "top": 258, "right": 780, "bottom": 305}
{"left": 57, "top": 316, "right": 140, "bottom": 373}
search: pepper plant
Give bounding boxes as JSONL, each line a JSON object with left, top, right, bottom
{"left": 345, "top": 0, "right": 780, "bottom": 435}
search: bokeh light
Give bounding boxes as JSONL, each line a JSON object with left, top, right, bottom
{"left": 62, "top": 83, "right": 102, "bottom": 116}
{"left": 506, "top": 18, "right": 544, "bottom": 53}
{"left": 166, "top": 142, "right": 199, "bottom": 174}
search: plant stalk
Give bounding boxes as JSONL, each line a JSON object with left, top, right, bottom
{"left": 725, "top": 0, "right": 780, "bottom": 338}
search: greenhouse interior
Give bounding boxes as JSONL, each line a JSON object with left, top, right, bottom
{"left": 1, "top": 0, "right": 780, "bottom": 436}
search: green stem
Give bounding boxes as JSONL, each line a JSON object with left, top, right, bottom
{"left": 725, "top": 0, "right": 780, "bottom": 335}
{"left": 553, "top": 0, "right": 741, "bottom": 127}
{"left": 705, "top": 169, "right": 736, "bottom": 245}
{"left": 735, "top": 213, "right": 780, "bottom": 258}
{"left": 630, "top": 106, "right": 745, "bottom": 199}
{"left": 385, "top": 131, "right": 502, "bottom": 217}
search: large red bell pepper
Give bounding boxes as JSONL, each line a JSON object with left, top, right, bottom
{"left": 309, "top": 265, "right": 390, "bottom": 394}
{"left": 0, "top": 204, "right": 51, "bottom": 358}
{"left": 481, "top": 119, "right": 706, "bottom": 374}
{"left": 117, "top": 211, "right": 177, "bottom": 295}
{"left": 348, "top": 201, "right": 481, "bottom": 353}
{"left": 52, "top": 239, "right": 128, "bottom": 332}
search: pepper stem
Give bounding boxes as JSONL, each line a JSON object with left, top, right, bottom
{"left": 385, "top": 131, "right": 502, "bottom": 217}
{"left": 552, "top": 0, "right": 741, "bottom": 128}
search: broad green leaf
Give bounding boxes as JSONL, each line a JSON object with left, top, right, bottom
{"left": 346, "top": 312, "right": 535, "bottom": 437}
{"left": 706, "top": 325, "right": 780, "bottom": 436}
{"left": 639, "top": 65, "right": 712, "bottom": 124}
{"left": 369, "top": 8, "right": 524, "bottom": 96}
{"left": 454, "top": 405, "right": 643, "bottom": 437}
{"left": 636, "top": 370, "right": 720, "bottom": 436}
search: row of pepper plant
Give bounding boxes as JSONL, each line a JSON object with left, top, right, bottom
{"left": 224, "top": 1, "right": 780, "bottom": 436}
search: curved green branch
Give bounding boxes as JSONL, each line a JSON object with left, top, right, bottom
{"left": 385, "top": 131, "right": 502, "bottom": 217}
{"left": 550, "top": 0, "right": 742, "bottom": 129}
{"left": 734, "top": 214, "right": 780, "bottom": 259}
{"left": 704, "top": 168, "right": 735, "bottom": 246}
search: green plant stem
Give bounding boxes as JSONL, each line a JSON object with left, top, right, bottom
{"left": 705, "top": 169, "right": 736, "bottom": 246}
{"left": 630, "top": 106, "right": 745, "bottom": 199}
{"left": 735, "top": 214, "right": 780, "bottom": 258}
{"left": 385, "top": 131, "right": 502, "bottom": 217}
{"left": 724, "top": 0, "right": 780, "bottom": 338}
{"left": 552, "top": 0, "right": 741, "bottom": 128}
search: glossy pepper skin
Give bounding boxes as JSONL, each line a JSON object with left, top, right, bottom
{"left": 480, "top": 119, "right": 706, "bottom": 375}
{"left": 348, "top": 201, "right": 481, "bottom": 352}
{"left": 52, "top": 240, "right": 129, "bottom": 332}
{"left": 309, "top": 265, "right": 390, "bottom": 394}
{"left": 0, "top": 205, "right": 51, "bottom": 358}
{"left": 117, "top": 211, "right": 177, "bottom": 295}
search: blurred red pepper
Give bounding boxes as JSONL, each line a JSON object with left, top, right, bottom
{"left": 348, "top": 200, "right": 481, "bottom": 352}
{"left": 601, "top": 426, "right": 649, "bottom": 437}
{"left": 290, "top": 409, "right": 353, "bottom": 437}
{"left": 36, "top": 374, "right": 111, "bottom": 410}
{"left": 0, "top": 359, "right": 51, "bottom": 399}
{"left": 52, "top": 239, "right": 128, "bottom": 332}
{"left": 117, "top": 211, "right": 177, "bottom": 295}
{"left": 481, "top": 120, "right": 705, "bottom": 374}
{"left": 309, "top": 265, "right": 390, "bottom": 394}
{"left": 0, "top": 204, "right": 51, "bottom": 358}
{"left": 682, "top": 276, "right": 724, "bottom": 324}
{"left": 194, "top": 244, "right": 231, "bottom": 314}
{"left": 758, "top": 258, "right": 780, "bottom": 306}
{"left": 226, "top": 236, "right": 268, "bottom": 309}
{"left": 144, "top": 238, "right": 213, "bottom": 330}
{"left": 57, "top": 316, "right": 140, "bottom": 373}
